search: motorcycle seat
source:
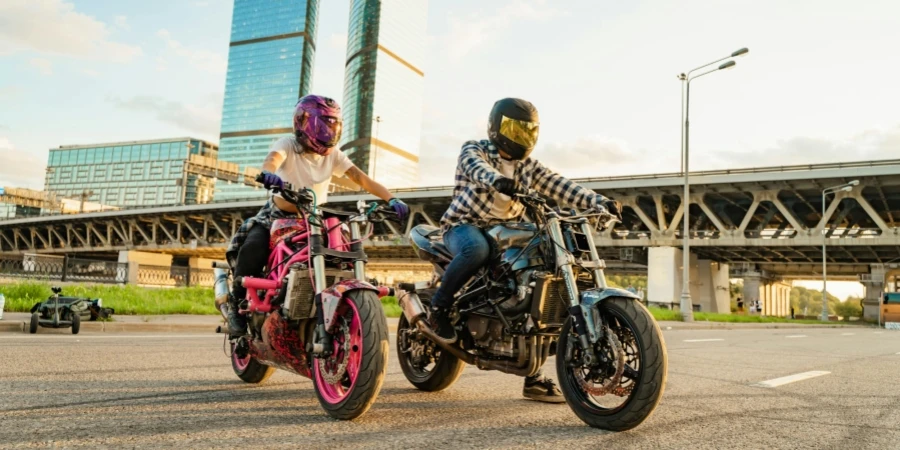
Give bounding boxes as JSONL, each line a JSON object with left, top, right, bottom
{"left": 412, "top": 225, "right": 453, "bottom": 259}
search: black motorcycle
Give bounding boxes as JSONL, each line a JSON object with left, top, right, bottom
{"left": 396, "top": 192, "right": 667, "bottom": 431}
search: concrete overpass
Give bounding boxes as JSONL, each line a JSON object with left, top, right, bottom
{"left": 4, "top": 158, "right": 900, "bottom": 319}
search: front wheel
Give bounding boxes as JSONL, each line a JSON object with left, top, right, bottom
{"left": 312, "top": 289, "right": 389, "bottom": 420}
{"left": 556, "top": 297, "right": 667, "bottom": 431}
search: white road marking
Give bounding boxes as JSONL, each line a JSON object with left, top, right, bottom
{"left": 752, "top": 371, "right": 831, "bottom": 388}
{"left": 896, "top": 352, "right": 900, "bottom": 355}
{"left": 841, "top": 333, "right": 855, "bottom": 336}
{"left": 785, "top": 335, "right": 807, "bottom": 338}
{"left": 683, "top": 338, "right": 724, "bottom": 342}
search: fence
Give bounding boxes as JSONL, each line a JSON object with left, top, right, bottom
{"left": 0, "top": 255, "right": 213, "bottom": 287}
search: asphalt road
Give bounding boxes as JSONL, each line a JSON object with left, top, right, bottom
{"left": 1, "top": 327, "right": 898, "bottom": 449}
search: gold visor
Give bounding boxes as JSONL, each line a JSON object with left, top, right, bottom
{"left": 499, "top": 116, "right": 539, "bottom": 148}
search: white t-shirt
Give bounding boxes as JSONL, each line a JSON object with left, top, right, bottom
{"left": 271, "top": 136, "right": 355, "bottom": 205}
{"left": 487, "top": 158, "right": 518, "bottom": 220}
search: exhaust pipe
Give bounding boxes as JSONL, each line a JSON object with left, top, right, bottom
{"left": 398, "top": 291, "right": 427, "bottom": 326}
{"left": 214, "top": 268, "right": 230, "bottom": 320}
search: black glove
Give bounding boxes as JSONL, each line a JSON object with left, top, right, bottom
{"left": 601, "top": 199, "right": 623, "bottom": 219}
{"left": 493, "top": 177, "right": 521, "bottom": 197}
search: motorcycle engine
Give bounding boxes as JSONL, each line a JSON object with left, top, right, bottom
{"left": 465, "top": 269, "right": 537, "bottom": 357}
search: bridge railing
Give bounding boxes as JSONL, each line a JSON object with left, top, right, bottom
{"left": 0, "top": 255, "right": 127, "bottom": 284}
{"left": 0, "top": 255, "right": 214, "bottom": 287}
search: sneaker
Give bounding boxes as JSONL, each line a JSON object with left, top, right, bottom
{"left": 429, "top": 306, "right": 457, "bottom": 343}
{"left": 523, "top": 376, "right": 566, "bottom": 403}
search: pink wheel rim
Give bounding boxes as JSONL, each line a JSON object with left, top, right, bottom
{"left": 232, "top": 343, "right": 250, "bottom": 372}
{"left": 313, "top": 299, "right": 363, "bottom": 404}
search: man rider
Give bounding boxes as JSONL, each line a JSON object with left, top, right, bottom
{"left": 430, "top": 98, "right": 621, "bottom": 403}
{"left": 225, "top": 95, "right": 409, "bottom": 335}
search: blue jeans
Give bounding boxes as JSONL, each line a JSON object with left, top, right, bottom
{"left": 431, "top": 224, "right": 491, "bottom": 309}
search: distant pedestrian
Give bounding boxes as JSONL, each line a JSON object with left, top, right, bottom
{"left": 626, "top": 285, "right": 637, "bottom": 294}
{"left": 790, "top": 307, "right": 795, "bottom": 320}
{"left": 636, "top": 287, "right": 644, "bottom": 300}
{"left": 737, "top": 297, "right": 744, "bottom": 312}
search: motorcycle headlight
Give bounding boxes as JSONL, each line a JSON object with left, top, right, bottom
{"left": 96, "top": 298, "right": 103, "bottom": 308}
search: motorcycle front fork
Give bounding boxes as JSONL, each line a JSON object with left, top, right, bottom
{"left": 547, "top": 215, "right": 605, "bottom": 366}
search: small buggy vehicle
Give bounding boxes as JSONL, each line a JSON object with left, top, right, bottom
{"left": 29, "top": 287, "right": 112, "bottom": 334}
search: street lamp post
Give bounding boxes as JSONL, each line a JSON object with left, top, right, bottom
{"left": 676, "top": 47, "right": 748, "bottom": 321}
{"left": 820, "top": 180, "right": 859, "bottom": 321}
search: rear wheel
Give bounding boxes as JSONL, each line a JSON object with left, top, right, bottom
{"left": 30, "top": 313, "right": 39, "bottom": 334}
{"left": 556, "top": 297, "right": 667, "bottom": 431}
{"left": 396, "top": 290, "right": 465, "bottom": 391}
{"left": 231, "top": 341, "right": 274, "bottom": 383}
{"left": 71, "top": 313, "right": 80, "bottom": 335}
{"left": 312, "top": 289, "right": 388, "bottom": 420}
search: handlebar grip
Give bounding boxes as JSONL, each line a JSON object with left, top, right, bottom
{"left": 376, "top": 286, "right": 395, "bottom": 298}
{"left": 211, "top": 261, "right": 230, "bottom": 269}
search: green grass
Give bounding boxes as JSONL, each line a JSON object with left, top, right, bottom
{"left": 1, "top": 281, "right": 406, "bottom": 317}
{"left": 0, "top": 281, "right": 216, "bottom": 315}
{"left": 380, "top": 296, "right": 402, "bottom": 318}
{"left": 648, "top": 306, "right": 845, "bottom": 324}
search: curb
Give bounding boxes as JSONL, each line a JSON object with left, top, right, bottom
{"left": 0, "top": 320, "right": 400, "bottom": 334}
{"left": 659, "top": 323, "right": 860, "bottom": 331}
{"left": 0, "top": 321, "right": 24, "bottom": 333}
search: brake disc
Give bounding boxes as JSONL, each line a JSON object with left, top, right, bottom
{"left": 575, "top": 330, "right": 630, "bottom": 397}
{"left": 317, "top": 322, "right": 352, "bottom": 385}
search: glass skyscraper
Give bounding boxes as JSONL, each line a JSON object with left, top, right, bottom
{"left": 216, "top": 0, "right": 320, "bottom": 201}
{"left": 341, "top": 0, "right": 427, "bottom": 188}
{"left": 44, "top": 138, "right": 221, "bottom": 207}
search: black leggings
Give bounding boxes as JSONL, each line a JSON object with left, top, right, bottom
{"left": 231, "top": 225, "right": 270, "bottom": 302}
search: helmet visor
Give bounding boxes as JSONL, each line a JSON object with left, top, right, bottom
{"left": 308, "top": 114, "right": 343, "bottom": 147}
{"left": 498, "top": 115, "right": 539, "bottom": 149}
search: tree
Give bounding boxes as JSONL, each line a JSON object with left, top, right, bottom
{"left": 834, "top": 296, "right": 863, "bottom": 321}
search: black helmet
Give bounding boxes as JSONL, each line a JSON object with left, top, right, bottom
{"left": 488, "top": 98, "right": 540, "bottom": 160}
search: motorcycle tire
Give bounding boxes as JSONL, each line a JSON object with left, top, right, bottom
{"left": 30, "top": 312, "right": 39, "bottom": 334}
{"left": 556, "top": 297, "right": 667, "bottom": 431}
{"left": 312, "top": 289, "right": 389, "bottom": 420}
{"left": 231, "top": 341, "right": 275, "bottom": 384}
{"left": 396, "top": 290, "right": 465, "bottom": 392}
{"left": 71, "top": 313, "right": 80, "bottom": 335}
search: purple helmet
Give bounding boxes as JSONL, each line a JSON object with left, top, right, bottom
{"left": 293, "top": 95, "right": 342, "bottom": 156}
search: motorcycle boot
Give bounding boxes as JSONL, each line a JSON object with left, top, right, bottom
{"left": 225, "top": 293, "right": 248, "bottom": 338}
{"left": 429, "top": 306, "right": 457, "bottom": 344}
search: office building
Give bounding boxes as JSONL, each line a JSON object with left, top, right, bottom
{"left": 340, "top": 0, "right": 427, "bottom": 188}
{"left": 44, "top": 137, "right": 231, "bottom": 207}
{"left": 216, "top": 0, "right": 320, "bottom": 201}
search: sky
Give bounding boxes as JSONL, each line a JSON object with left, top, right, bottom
{"left": 2, "top": 0, "right": 899, "bottom": 298}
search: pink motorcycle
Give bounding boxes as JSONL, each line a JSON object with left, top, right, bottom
{"left": 213, "top": 179, "right": 396, "bottom": 420}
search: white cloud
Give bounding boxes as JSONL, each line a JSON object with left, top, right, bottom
{"left": 155, "top": 56, "right": 168, "bottom": 72}
{"left": 442, "top": 0, "right": 564, "bottom": 60}
{"left": 107, "top": 94, "right": 223, "bottom": 141}
{"left": 113, "top": 15, "right": 129, "bottom": 31}
{"left": 28, "top": 57, "right": 53, "bottom": 76}
{"left": 80, "top": 68, "right": 100, "bottom": 77}
{"left": 156, "top": 29, "right": 226, "bottom": 75}
{"left": 0, "top": 0, "right": 141, "bottom": 63}
{"left": 0, "top": 137, "right": 46, "bottom": 190}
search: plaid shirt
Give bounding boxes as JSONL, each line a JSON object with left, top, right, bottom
{"left": 440, "top": 140, "right": 607, "bottom": 230}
